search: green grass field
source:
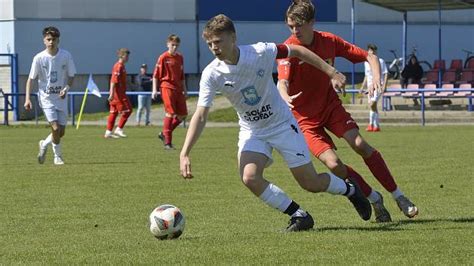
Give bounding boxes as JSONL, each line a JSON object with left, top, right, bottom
{"left": 1, "top": 125, "right": 473, "bottom": 264}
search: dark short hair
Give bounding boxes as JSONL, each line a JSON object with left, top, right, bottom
{"left": 202, "top": 14, "right": 236, "bottom": 40}
{"left": 140, "top": 64, "right": 147, "bottom": 68}
{"left": 367, "top": 43, "right": 378, "bottom": 51}
{"left": 42, "top": 26, "right": 60, "bottom": 38}
{"left": 167, "top": 34, "right": 181, "bottom": 43}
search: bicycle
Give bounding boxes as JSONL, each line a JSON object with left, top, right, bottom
{"left": 387, "top": 47, "right": 432, "bottom": 79}
{"left": 462, "top": 49, "right": 474, "bottom": 69}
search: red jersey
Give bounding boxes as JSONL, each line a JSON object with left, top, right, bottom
{"left": 277, "top": 31, "right": 368, "bottom": 128}
{"left": 153, "top": 51, "right": 184, "bottom": 91}
{"left": 110, "top": 61, "right": 127, "bottom": 102}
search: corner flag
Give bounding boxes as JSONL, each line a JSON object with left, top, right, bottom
{"left": 76, "top": 74, "right": 101, "bottom": 129}
{"left": 86, "top": 74, "right": 101, "bottom": 98}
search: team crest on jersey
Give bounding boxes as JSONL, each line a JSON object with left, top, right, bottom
{"left": 50, "top": 71, "right": 58, "bottom": 83}
{"left": 257, "top": 69, "right": 265, "bottom": 78}
{"left": 241, "top": 86, "right": 261, "bottom": 106}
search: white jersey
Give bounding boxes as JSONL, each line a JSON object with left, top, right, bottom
{"left": 29, "top": 49, "right": 76, "bottom": 110}
{"left": 198, "top": 42, "right": 293, "bottom": 136}
{"left": 364, "top": 58, "right": 387, "bottom": 88}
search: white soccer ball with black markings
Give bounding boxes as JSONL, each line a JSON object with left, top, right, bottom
{"left": 149, "top": 204, "right": 185, "bottom": 240}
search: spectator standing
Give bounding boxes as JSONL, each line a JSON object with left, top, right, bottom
{"left": 135, "top": 64, "right": 153, "bottom": 126}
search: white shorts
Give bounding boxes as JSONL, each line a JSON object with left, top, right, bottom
{"left": 43, "top": 107, "right": 68, "bottom": 126}
{"left": 238, "top": 120, "right": 311, "bottom": 169}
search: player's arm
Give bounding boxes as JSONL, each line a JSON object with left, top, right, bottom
{"left": 286, "top": 44, "right": 346, "bottom": 92}
{"left": 108, "top": 82, "right": 116, "bottom": 102}
{"left": 179, "top": 106, "right": 210, "bottom": 179}
{"left": 152, "top": 57, "right": 162, "bottom": 100}
{"left": 24, "top": 78, "right": 35, "bottom": 110}
{"left": 366, "top": 53, "right": 381, "bottom": 96}
{"left": 59, "top": 77, "right": 74, "bottom": 99}
{"left": 276, "top": 79, "right": 301, "bottom": 109}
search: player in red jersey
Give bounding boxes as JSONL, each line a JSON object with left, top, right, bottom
{"left": 104, "top": 48, "right": 132, "bottom": 138}
{"left": 152, "top": 34, "right": 188, "bottom": 150}
{"left": 277, "top": 0, "right": 418, "bottom": 222}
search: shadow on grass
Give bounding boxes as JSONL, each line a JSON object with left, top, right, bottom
{"left": 318, "top": 217, "right": 474, "bottom": 232}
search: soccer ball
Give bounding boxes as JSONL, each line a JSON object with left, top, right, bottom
{"left": 149, "top": 204, "right": 185, "bottom": 240}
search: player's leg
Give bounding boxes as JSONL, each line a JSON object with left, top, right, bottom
{"left": 115, "top": 98, "right": 132, "bottom": 138}
{"left": 136, "top": 95, "right": 144, "bottom": 125}
{"left": 239, "top": 151, "right": 313, "bottom": 232}
{"left": 160, "top": 88, "right": 174, "bottom": 148}
{"left": 274, "top": 122, "right": 371, "bottom": 221}
{"left": 38, "top": 108, "right": 56, "bottom": 164}
{"left": 370, "top": 92, "right": 381, "bottom": 131}
{"left": 145, "top": 95, "right": 151, "bottom": 125}
{"left": 105, "top": 103, "right": 119, "bottom": 138}
{"left": 322, "top": 106, "right": 392, "bottom": 221}
{"left": 170, "top": 91, "right": 188, "bottom": 131}
{"left": 238, "top": 132, "right": 313, "bottom": 232}
{"left": 343, "top": 128, "right": 418, "bottom": 218}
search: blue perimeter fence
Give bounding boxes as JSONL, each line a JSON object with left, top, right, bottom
{"left": 2, "top": 88, "right": 473, "bottom": 127}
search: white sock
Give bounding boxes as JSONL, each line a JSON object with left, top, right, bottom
{"left": 105, "top": 130, "right": 113, "bottom": 135}
{"left": 326, "top": 173, "right": 353, "bottom": 196}
{"left": 52, "top": 143, "right": 62, "bottom": 157}
{"left": 259, "top": 183, "right": 292, "bottom": 212}
{"left": 42, "top": 133, "right": 53, "bottom": 148}
{"left": 391, "top": 188, "right": 404, "bottom": 200}
{"left": 369, "top": 110, "right": 374, "bottom": 125}
{"left": 374, "top": 112, "right": 379, "bottom": 127}
{"left": 115, "top": 127, "right": 123, "bottom": 133}
{"left": 367, "top": 190, "right": 381, "bottom": 203}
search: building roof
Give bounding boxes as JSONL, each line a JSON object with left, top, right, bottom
{"left": 361, "top": 0, "right": 474, "bottom": 12}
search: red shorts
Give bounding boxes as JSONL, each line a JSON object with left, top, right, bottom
{"left": 301, "top": 104, "right": 358, "bottom": 157}
{"left": 109, "top": 97, "right": 132, "bottom": 114}
{"left": 160, "top": 87, "right": 188, "bottom": 116}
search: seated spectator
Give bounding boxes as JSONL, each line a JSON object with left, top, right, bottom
{"left": 400, "top": 55, "right": 424, "bottom": 88}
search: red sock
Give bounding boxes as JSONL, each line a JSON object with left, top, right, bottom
{"left": 163, "top": 117, "right": 173, "bottom": 145}
{"left": 364, "top": 150, "right": 397, "bottom": 192}
{"left": 171, "top": 117, "right": 182, "bottom": 131}
{"left": 345, "top": 165, "right": 372, "bottom": 197}
{"left": 107, "top": 112, "right": 118, "bottom": 131}
{"left": 118, "top": 110, "right": 131, "bottom": 129}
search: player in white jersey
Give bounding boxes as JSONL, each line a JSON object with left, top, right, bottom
{"left": 360, "top": 44, "right": 388, "bottom": 132}
{"left": 24, "top": 26, "right": 76, "bottom": 165}
{"left": 179, "top": 14, "right": 371, "bottom": 232}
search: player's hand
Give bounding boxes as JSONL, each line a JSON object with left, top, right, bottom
{"left": 108, "top": 95, "right": 113, "bottom": 102}
{"left": 331, "top": 71, "right": 346, "bottom": 96}
{"left": 180, "top": 155, "right": 193, "bottom": 179}
{"left": 368, "top": 83, "right": 378, "bottom": 98}
{"left": 152, "top": 91, "right": 159, "bottom": 100}
{"left": 284, "top": 91, "right": 302, "bottom": 109}
{"left": 24, "top": 99, "right": 32, "bottom": 111}
{"left": 59, "top": 86, "right": 69, "bottom": 99}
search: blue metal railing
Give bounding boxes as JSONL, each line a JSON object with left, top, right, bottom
{"left": 3, "top": 88, "right": 473, "bottom": 126}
